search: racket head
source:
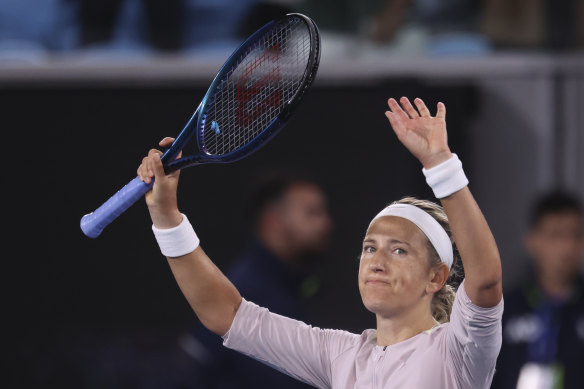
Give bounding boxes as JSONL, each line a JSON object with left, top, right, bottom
{"left": 167, "top": 13, "right": 320, "bottom": 171}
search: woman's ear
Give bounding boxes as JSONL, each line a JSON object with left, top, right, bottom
{"left": 426, "top": 263, "right": 449, "bottom": 294}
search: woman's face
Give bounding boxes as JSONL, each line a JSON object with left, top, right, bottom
{"left": 358, "top": 216, "right": 434, "bottom": 318}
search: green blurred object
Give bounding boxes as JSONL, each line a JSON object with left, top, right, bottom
{"left": 300, "top": 274, "right": 321, "bottom": 299}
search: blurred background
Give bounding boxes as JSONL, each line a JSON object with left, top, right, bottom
{"left": 2, "top": 0, "right": 583, "bottom": 388}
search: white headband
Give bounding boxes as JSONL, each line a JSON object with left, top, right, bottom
{"left": 369, "top": 203, "right": 453, "bottom": 269}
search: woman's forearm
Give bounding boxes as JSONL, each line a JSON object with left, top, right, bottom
{"left": 166, "top": 246, "right": 242, "bottom": 336}
{"left": 441, "top": 187, "right": 502, "bottom": 307}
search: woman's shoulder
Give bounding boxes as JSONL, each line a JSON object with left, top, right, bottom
{"left": 320, "top": 326, "right": 371, "bottom": 345}
{"left": 324, "top": 328, "right": 376, "bottom": 363}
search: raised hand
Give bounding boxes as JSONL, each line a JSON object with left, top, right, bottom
{"left": 385, "top": 97, "right": 453, "bottom": 169}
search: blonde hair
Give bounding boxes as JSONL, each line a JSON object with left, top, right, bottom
{"left": 394, "top": 197, "right": 463, "bottom": 323}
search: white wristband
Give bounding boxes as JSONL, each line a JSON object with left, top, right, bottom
{"left": 422, "top": 153, "right": 469, "bottom": 199}
{"left": 152, "top": 213, "right": 200, "bottom": 257}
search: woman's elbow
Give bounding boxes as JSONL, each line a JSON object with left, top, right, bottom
{"left": 201, "top": 297, "right": 242, "bottom": 336}
{"left": 466, "top": 260, "right": 503, "bottom": 307}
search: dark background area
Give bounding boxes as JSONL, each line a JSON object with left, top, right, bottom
{"left": 5, "top": 80, "right": 476, "bottom": 386}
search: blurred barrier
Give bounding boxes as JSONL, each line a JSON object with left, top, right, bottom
{"left": 0, "top": 51, "right": 581, "bottom": 86}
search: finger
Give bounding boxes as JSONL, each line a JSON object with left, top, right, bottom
{"left": 436, "top": 102, "right": 446, "bottom": 119}
{"left": 137, "top": 158, "right": 145, "bottom": 181}
{"left": 145, "top": 148, "right": 162, "bottom": 181}
{"left": 159, "top": 137, "right": 175, "bottom": 147}
{"left": 139, "top": 157, "right": 151, "bottom": 183}
{"left": 387, "top": 98, "right": 409, "bottom": 120}
{"left": 148, "top": 148, "right": 163, "bottom": 158}
{"left": 384, "top": 111, "right": 406, "bottom": 138}
{"left": 414, "top": 98, "right": 431, "bottom": 117}
{"left": 400, "top": 96, "right": 419, "bottom": 119}
{"left": 151, "top": 152, "right": 166, "bottom": 180}
{"left": 158, "top": 137, "right": 183, "bottom": 161}
{"left": 384, "top": 111, "right": 399, "bottom": 128}
{"left": 384, "top": 111, "right": 395, "bottom": 127}
{"left": 147, "top": 148, "right": 163, "bottom": 172}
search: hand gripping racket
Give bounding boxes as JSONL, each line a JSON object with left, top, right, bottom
{"left": 81, "top": 13, "right": 320, "bottom": 238}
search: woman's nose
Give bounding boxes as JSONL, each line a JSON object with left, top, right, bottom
{"left": 369, "top": 255, "right": 385, "bottom": 273}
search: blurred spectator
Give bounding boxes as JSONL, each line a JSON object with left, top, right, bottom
{"left": 365, "top": 0, "right": 482, "bottom": 43}
{"left": 493, "top": 190, "right": 584, "bottom": 389}
{"left": 182, "top": 0, "right": 297, "bottom": 53}
{"left": 78, "top": 0, "right": 183, "bottom": 52}
{"left": 302, "top": 0, "right": 584, "bottom": 54}
{"left": 29, "top": 171, "right": 332, "bottom": 388}
{"left": 0, "top": 0, "right": 78, "bottom": 60}
{"left": 298, "top": 0, "right": 381, "bottom": 35}
{"left": 480, "top": 0, "right": 584, "bottom": 51}
{"left": 77, "top": 0, "right": 298, "bottom": 54}
{"left": 178, "top": 171, "right": 333, "bottom": 389}
{"left": 180, "top": 0, "right": 256, "bottom": 53}
{"left": 237, "top": 0, "right": 298, "bottom": 37}
{"left": 302, "top": 0, "right": 490, "bottom": 56}
{"left": 365, "top": 0, "right": 488, "bottom": 55}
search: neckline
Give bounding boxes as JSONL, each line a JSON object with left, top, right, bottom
{"left": 373, "top": 322, "right": 443, "bottom": 351}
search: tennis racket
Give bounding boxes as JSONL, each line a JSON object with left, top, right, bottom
{"left": 81, "top": 13, "right": 320, "bottom": 238}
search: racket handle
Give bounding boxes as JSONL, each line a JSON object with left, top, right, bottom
{"left": 80, "top": 176, "right": 153, "bottom": 238}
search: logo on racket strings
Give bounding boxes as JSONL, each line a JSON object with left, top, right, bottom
{"left": 237, "top": 44, "right": 282, "bottom": 128}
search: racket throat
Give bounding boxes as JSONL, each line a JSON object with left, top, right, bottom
{"left": 164, "top": 155, "right": 204, "bottom": 173}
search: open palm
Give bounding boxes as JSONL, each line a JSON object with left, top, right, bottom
{"left": 385, "top": 97, "right": 452, "bottom": 169}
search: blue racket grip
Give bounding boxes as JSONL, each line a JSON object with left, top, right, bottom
{"left": 80, "top": 176, "right": 153, "bottom": 238}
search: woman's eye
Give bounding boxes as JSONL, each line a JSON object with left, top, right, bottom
{"left": 393, "top": 248, "right": 407, "bottom": 255}
{"left": 364, "top": 246, "right": 376, "bottom": 253}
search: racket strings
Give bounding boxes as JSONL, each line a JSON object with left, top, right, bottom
{"left": 201, "top": 17, "right": 312, "bottom": 156}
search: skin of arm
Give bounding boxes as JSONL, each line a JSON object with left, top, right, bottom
{"left": 385, "top": 97, "right": 503, "bottom": 308}
{"left": 138, "top": 138, "right": 242, "bottom": 336}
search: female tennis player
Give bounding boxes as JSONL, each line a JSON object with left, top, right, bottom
{"left": 138, "top": 97, "right": 503, "bottom": 388}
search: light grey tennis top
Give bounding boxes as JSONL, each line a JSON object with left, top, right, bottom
{"left": 222, "top": 280, "right": 503, "bottom": 389}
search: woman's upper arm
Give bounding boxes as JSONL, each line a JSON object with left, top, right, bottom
{"left": 447, "top": 280, "right": 504, "bottom": 388}
{"left": 222, "top": 299, "right": 358, "bottom": 389}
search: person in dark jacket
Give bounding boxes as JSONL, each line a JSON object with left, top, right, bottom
{"left": 179, "top": 172, "right": 333, "bottom": 389}
{"left": 493, "top": 190, "right": 584, "bottom": 389}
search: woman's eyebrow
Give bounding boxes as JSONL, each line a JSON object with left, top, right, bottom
{"left": 363, "top": 236, "right": 411, "bottom": 247}
{"left": 389, "top": 239, "right": 411, "bottom": 247}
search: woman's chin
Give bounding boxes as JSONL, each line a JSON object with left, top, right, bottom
{"left": 361, "top": 295, "right": 393, "bottom": 315}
